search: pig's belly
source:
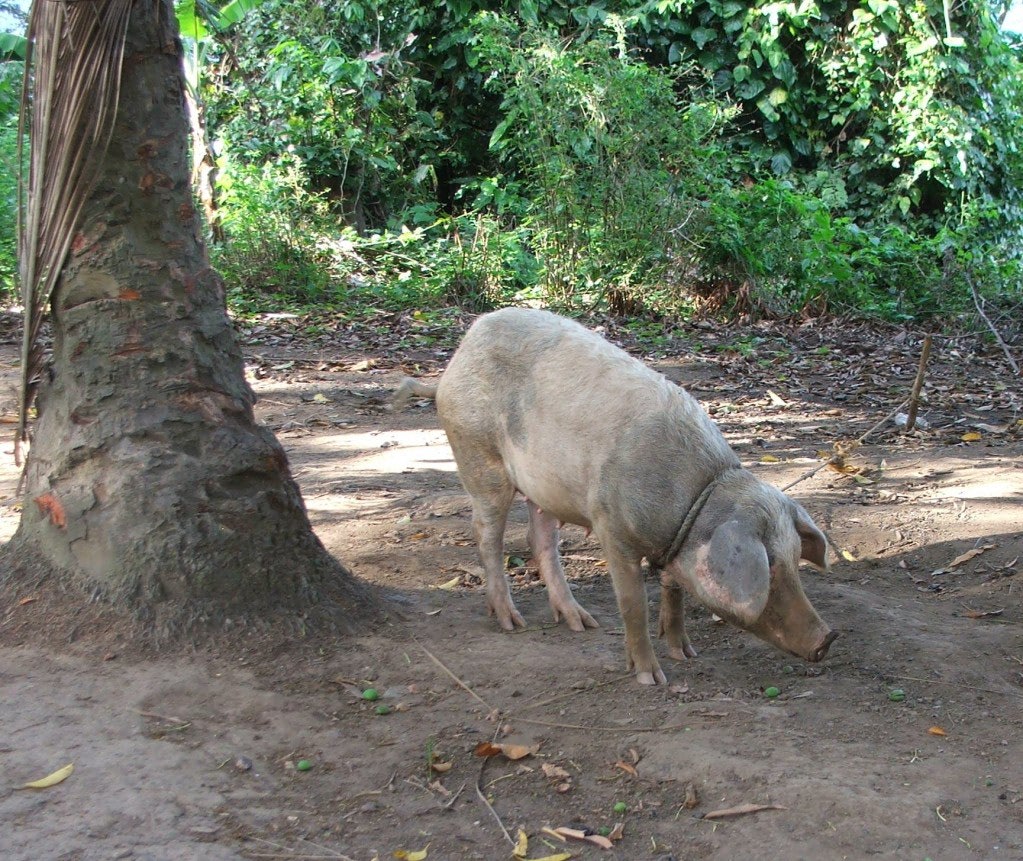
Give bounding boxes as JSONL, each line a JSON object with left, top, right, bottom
{"left": 503, "top": 451, "right": 595, "bottom": 530}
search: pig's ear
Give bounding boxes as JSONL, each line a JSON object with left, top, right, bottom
{"left": 691, "top": 519, "right": 770, "bottom": 627}
{"left": 791, "top": 503, "right": 829, "bottom": 571}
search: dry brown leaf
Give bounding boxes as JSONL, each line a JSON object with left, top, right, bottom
{"left": 928, "top": 726, "right": 947, "bottom": 737}
{"left": 18, "top": 596, "right": 38, "bottom": 606}
{"left": 429, "top": 760, "right": 452, "bottom": 773}
{"left": 541, "top": 763, "right": 571, "bottom": 780}
{"left": 614, "top": 760, "right": 638, "bottom": 777}
{"left": 682, "top": 782, "right": 699, "bottom": 809}
{"left": 608, "top": 821, "right": 625, "bottom": 840}
{"left": 554, "top": 827, "right": 613, "bottom": 849}
{"left": 702, "top": 802, "right": 786, "bottom": 820}
{"left": 33, "top": 492, "right": 67, "bottom": 529}
{"left": 474, "top": 741, "right": 539, "bottom": 761}
{"left": 949, "top": 545, "right": 994, "bottom": 567}
{"left": 963, "top": 608, "right": 1004, "bottom": 620}
{"left": 766, "top": 390, "right": 789, "bottom": 407}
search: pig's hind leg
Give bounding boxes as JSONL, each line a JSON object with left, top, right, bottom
{"left": 451, "top": 444, "right": 524, "bottom": 630}
{"left": 527, "top": 501, "right": 598, "bottom": 632}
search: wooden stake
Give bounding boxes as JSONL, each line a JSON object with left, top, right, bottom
{"left": 905, "top": 334, "right": 933, "bottom": 432}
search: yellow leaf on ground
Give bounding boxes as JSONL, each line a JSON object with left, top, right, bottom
{"left": 393, "top": 846, "right": 428, "bottom": 860}
{"left": 841, "top": 549, "right": 858, "bottom": 562}
{"left": 928, "top": 726, "right": 947, "bottom": 736}
{"left": 21, "top": 762, "right": 74, "bottom": 789}
{"left": 961, "top": 431, "right": 982, "bottom": 442}
{"left": 432, "top": 576, "right": 462, "bottom": 590}
{"left": 760, "top": 454, "right": 780, "bottom": 463}
{"left": 513, "top": 829, "right": 529, "bottom": 859}
{"left": 527, "top": 855, "right": 572, "bottom": 861}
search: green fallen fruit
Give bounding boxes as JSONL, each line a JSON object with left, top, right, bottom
{"left": 362, "top": 688, "right": 379, "bottom": 701}
{"left": 613, "top": 801, "right": 628, "bottom": 815}
{"left": 764, "top": 686, "right": 780, "bottom": 698}
{"left": 598, "top": 826, "right": 611, "bottom": 836}
{"left": 888, "top": 689, "right": 906, "bottom": 702}
{"left": 296, "top": 759, "right": 312, "bottom": 771}
{"left": 375, "top": 705, "right": 391, "bottom": 716}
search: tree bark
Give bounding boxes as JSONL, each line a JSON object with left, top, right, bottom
{"left": 4, "top": 0, "right": 372, "bottom": 638}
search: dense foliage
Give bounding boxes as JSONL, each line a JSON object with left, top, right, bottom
{"left": 3, "top": 0, "right": 1022, "bottom": 321}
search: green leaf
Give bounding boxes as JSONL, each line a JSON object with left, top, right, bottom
{"left": 0, "top": 32, "right": 27, "bottom": 60}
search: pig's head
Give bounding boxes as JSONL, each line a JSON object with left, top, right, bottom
{"left": 668, "top": 475, "right": 837, "bottom": 663}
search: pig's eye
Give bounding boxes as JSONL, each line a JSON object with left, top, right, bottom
{"left": 766, "top": 552, "right": 776, "bottom": 568}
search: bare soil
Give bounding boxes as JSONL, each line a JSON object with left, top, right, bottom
{"left": 1, "top": 313, "right": 1022, "bottom": 861}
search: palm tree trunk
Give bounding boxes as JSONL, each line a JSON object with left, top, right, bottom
{"left": 4, "top": 0, "right": 372, "bottom": 638}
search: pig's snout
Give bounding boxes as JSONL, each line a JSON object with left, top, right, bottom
{"left": 807, "top": 630, "right": 838, "bottom": 663}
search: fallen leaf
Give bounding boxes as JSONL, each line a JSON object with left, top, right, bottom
{"left": 431, "top": 575, "right": 462, "bottom": 590}
{"left": 33, "top": 493, "right": 67, "bottom": 529}
{"left": 963, "top": 608, "right": 1004, "bottom": 620}
{"left": 528, "top": 855, "right": 572, "bottom": 861}
{"left": 682, "top": 782, "right": 699, "bottom": 809}
{"left": 21, "top": 762, "right": 74, "bottom": 789}
{"left": 18, "top": 596, "right": 37, "bottom": 606}
{"left": 949, "top": 545, "right": 994, "bottom": 567}
{"left": 614, "top": 760, "right": 638, "bottom": 777}
{"left": 541, "top": 763, "right": 571, "bottom": 780}
{"left": 759, "top": 454, "right": 780, "bottom": 463}
{"left": 973, "top": 422, "right": 1007, "bottom": 434}
{"left": 311, "top": 393, "right": 330, "bottom": 403}
{"left": 474, "top": 742, "right": 539, "bottom": 761}
{"left": 841, "top": 550, "right": 858, "bottom": 562}
{"left": 429, "top": 760, "right": 452, "bottom": 773}
{"left": 928, "top": 726, "right": 947, "bottom": 737}
{"left": 702, "top": 802, "right": 786, "bottom": 820}
{"left": 554, "top": 827, "right": 613, "bottom": 849}
{"left": 766, "top": 390, "right": 789, "bottom": 407}
{"left": 513, "top": 829, "right": 529, "bottom": 859}
{"left": 351, "top": 359, "right": 376, "bottom": 371}
{"left": 608, "top": 821, "right": 625, "bottom": 840}
{"left": 960, "top": 431, "right": 982, "bottom": 442}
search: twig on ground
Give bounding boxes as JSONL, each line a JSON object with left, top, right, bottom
{"left": 782, "top": 398, "right": 908, "bottom": 493}
{"left": 476, "top": 725, "right": 515, "bottom": 846}
{"left": 516, "top": 672, "right": 633, "bottom": 712}
{"left": 969, "top": 274, "right": 1020, "bottom": 376}
{"left": 443, "top": 779, "right": 468, "bottom": 810}
{"left": 414, "top": 636, "right": 495, "bottom": 711}
{"left": 893, "top": 675, "right": 1022, "bottom": 699}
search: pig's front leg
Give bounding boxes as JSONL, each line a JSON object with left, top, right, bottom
{"left": 527, "top": 501, "right": 598, "bottom": 632}
{"left": 656, "top": 566, "right": 698, "bottom": 661}
{"left": 604, "top": 543, "right": 666, "bottom": 685}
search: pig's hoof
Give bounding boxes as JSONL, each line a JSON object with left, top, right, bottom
{"left": 488, "top": 603, "right": 526, "bottom": 630}
{"left": 552, "top": 601, "right": 599, "bottom": 632}
{"left": 668, "top": 644, "right": 698, "bottom": 661}
{"left": 635, "top": 667, "right": 668, "bottom": 686}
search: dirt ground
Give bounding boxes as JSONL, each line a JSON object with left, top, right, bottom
{"left": 1, "top": 312, "right": 1021, "bottom": 861}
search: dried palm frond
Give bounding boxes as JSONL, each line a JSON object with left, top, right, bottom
{"left": 16, "top": 0, "right": 135, "bottom": 462}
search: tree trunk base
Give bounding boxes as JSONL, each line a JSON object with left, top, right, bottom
{"left": 0, "top": 537, "right": 386, "bottom": 650}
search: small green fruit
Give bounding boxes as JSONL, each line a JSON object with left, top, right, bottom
{"left": 362, "top": 688, "right": 379, "bottom": 701}
{"left": 764, "top": 686, "right": 780, "bottom": 698}
{"left": 295, "top": 759, "right": 312, "bottom": 771}
{"left": 375, "top": 704, "right": 391, "bottom": 716}
{"left": 598, "top": 826, "right": 612, "bottom": 836}
{"left": 888, "top": 689, "right": 906, "bottom": 702}
{"left": 613, "top": 801, "right": 628, "bottom": 815}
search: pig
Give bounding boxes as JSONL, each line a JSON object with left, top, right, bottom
{"left": 394, "top": 308, "right": 837, "bottom": 684}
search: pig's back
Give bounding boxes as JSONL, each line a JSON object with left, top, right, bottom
{"left": 436, "top": 309, "right": 735, "bottom": 526}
